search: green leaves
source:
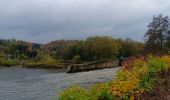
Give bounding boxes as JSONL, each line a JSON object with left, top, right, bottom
{"left": 147, "top": 57, "right": 167, "bottom": 73}
{"left": 138, "top": 75, "right": 156, "bottom": 92}
{"left": 0, "top": 58, "right": 16, "bottom": 67}
{"left": 59, "top": 86, "right": 87, "bottom": 100}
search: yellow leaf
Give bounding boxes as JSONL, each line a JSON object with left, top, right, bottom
{"left": 130, "top": 96, "right": 134, "bottom": 100}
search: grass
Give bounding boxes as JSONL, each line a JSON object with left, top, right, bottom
{"left": 0, "top": 55, "right": 65, "bottom": 69}
{"left": 24, "top": 55, "right": 65, "bottom": 69}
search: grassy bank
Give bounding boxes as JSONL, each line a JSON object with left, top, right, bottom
{"left": 23, "top": 55, "right": 65, "bottom": 69}
{"left": 0, "top": 58, "right": 17, "bottom": 67}
{"left": 0, "top": 55, "right": 66, "bottom": 69}
{"left": 59, "top": 55, "right": 170, "bottom": 100}
{"left": 24, "top": 60, "right": 65, "bottom": 69}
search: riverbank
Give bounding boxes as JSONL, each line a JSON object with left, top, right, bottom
{"left": 0, "top": 58, "right": 17, "bottom": 67}
{"left": 23, "top": 61, "right": 65, "bottom": 69}
{"left": 0, "top": 58, "right": 119, "bottom": 72}
{"left": 0, "top": 56, "right": 68, "bottom": 69}
{"left": 59, "top": 55, "right": 170, "bottom": 100}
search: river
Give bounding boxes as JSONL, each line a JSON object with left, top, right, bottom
{"left": 0, "top": 67, "right": 119, "bottom": 100}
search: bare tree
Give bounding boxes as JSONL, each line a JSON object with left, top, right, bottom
{"left": 145, "top": 14, "right": 170, "bottom": 54}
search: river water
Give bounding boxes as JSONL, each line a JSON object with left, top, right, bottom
{"left": 0, "top": 67, "right": 119, "bottom": 100}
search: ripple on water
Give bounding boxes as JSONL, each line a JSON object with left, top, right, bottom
{"left": 0, "top": 67, "right": 119, "bottom": 100}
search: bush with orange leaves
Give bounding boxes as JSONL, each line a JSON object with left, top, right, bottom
{"left": 161, "top": 56, "right": 170, "bottom": 69}
{"left": 108, "top": 60, "right": 147, "bottom": 99}
{"left": 121, "top": 57, "right": 145, "bottom": 70}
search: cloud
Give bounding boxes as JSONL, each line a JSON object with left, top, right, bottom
{"left": 0, "top": 0, "right": 170, "bottom": 43}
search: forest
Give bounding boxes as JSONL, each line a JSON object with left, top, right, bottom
{"left": 0, "top": 36, "right": 143, "bottom": 67}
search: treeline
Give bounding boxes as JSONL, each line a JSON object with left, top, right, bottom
{"left": 43, "top": 37, "right": 143, "bottom": 63}
{"left": 0, "top": 37, "right": 143, "bottom": 63}
{"left": 0, "top": 39, "right": 41, "bottom": 60}
{"left": 2, "top": 14, "right": 169, "bottom": 65}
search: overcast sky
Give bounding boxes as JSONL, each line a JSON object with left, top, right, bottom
{"left": 0, "top": 0, "right": 170, "bottom": 43}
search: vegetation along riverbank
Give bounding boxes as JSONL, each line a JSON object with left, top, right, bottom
{"left": 59, "top": 14, "right": 170, "bottom": 99}
{"left": 0, "top": 37, "right": 143, "bottom": 69}
{"left": 59, "top": 55, "right": 170, "bottom": 100}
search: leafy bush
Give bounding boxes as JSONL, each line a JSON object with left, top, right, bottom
{"left": 96, "top": 89, "right": 113, "bottom": 100}
{"left": 87, "top": 83, "right": 114, "bottom": 100}
{"left": 59, "top": 86, "right": 87, "bottom": 100}
{"left": 24, "top": 54, "right": 65, "bottom": 68}
{"left": 147, "top": 57, "right": 167, "bottom": 74}
{"left": 0, "top": 58, "right": 16, "bottom": 67}
{"left": 33, "top": 54, "right": 57, "bottom": 64}
{"left": 161, "top": 56, "right": 170, "bottom": 69}
{"left": 18, "top": 54, "right": 28, "bottom": 60}
{"left": 138, "top": 74, "right": 156, "bottom": 91}
{"left": 122, "top": 58, "right": 145, "bottom": 70}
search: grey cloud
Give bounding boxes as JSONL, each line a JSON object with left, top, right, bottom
{"left": 0, "top": 0, "right": 170, "bottom": 43}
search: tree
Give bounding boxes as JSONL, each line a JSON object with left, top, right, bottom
{"left": 167, "top": 31, "right": 170, "bottom": 50}
{"left": 86, "top": 36, "right": 118, "bottom": 60}
{"left": 117, "top": 38, "right": 143, "bottom": 57}
{"left": 145, "top": 14, "right": 170, "bottom": 53}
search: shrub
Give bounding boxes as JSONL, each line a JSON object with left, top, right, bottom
{"left": 138, "top": 75, "right": 156, "bottom": 92}
{"left": 87, "top": 83, "right": 114, "bottom": 100}
{"left": 59, "top": 85, "right": 87, "bottom": 100}
{"left": 34, "top": 54, "right": 56, "bottom": 64}
{"left": 147, "top": 57, "right": 167, "bottom": 74}
{"left": 73, "top": 55, "right": 81, "bottom": 64}
{"left": 122, "top": 58, "right": 145, "bottom": 70}
{"left": 96, "top": 90, "right": 113, "bottom": 100}
{"left": 161, "top": 56, "right": 170, "bottom": 69}
{"left": 18, "top": 54, "right": 28, "bottom": 60}
{"left": 0, "top": 58, "right": 16, "bottom": 67}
